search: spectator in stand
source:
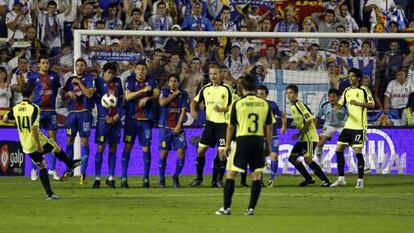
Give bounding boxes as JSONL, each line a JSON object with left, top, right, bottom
{"left": 384, "top": 69, "right": 414, "bottom": 115}
{"left": 6, "top": 2, "right": 32, "bottom": 41}
{"left": 148, "top": 48, "right": 167, "bottom": 88}
{"left": 335, "top": 1, "right": 359, "bottom": 33}
{"left": 34, "top": 0, "right": 72, "bottom": 56}
{"left": 164, "top": 53, "right": 182, "bottom": 77}
{"left": 273, "top": 5, "right": 299, "bottom": 33}
{"left": 0, "top": 48, "right": 10, "bottom": 73}
{"left": 10, "top": 56, "right": 29, "bottom": 105}
{"left": 299, "top": 43, "right": 325, "bottom": 71}
{"left": 24, "top": 25, "right": 46, "bottom": 60}
{"left": 224, "top": 44, "right": 250, "bottom": 80}
{"left": 148, "top": 1, "right": 173, "bottom": 48}
{"left": 89, "top": 20, "right": 112, "bottom": 51}
{"left": 357, "top": 40, "right": 375, "bottom": 57}
{"left": 102, "top": 3, "right": 123, "bottom": 30}
{"left": 164, "top": 24, "right": 186, "bottom": 59}
{"left": 337, "top": 40, "right": 352, "bottom": 58}
{"left": 311, "top": 9, "right": 347, "bottom": 50}
{"left": 0, "top": 67, "right": 11, "bottom": 109}
{"left": 324, "top": 0, "right": 341, "bottom": 10}
{"left": 258, "top": 44, "right": 279, "bottom": 70}
{"left": 73, "top": 1, "right": 99, "bottom": 47}
{"left": 181, "top": 1, "right": 213, "bottom": 31}
{"left": 402, "top": 92, "right": 414, "bottom": 126}
{"left": 124, "top": 0, "right": 148, "bottom": 22}
{"left": 192, "top": 39, "right": 209, "bottom": 72}
{"left": 364, "top": 0, "right": 397, "bottom": 31}
{"left": 234, "top": 24, "right": 254, "bottom": 55}
{"left": 407, "top": 60, "right": 414, "bottom": 82}
{"left": 220, "top": 6, "right": 237, "bottom": 32}
{"left": 179, "top": 57, "right": 203, "bottom": 100}
{"left": 219, "top": 65, "right": 236, "bottom": 90}
{"left": 375, "top": 40, "right": 404, "bottom": 102}
{"left": 327, "top": 61, "right": 341, "bottom": 88}
{"left": 297, "top": 16, "right": 319, "bottom": 51}
{"left": 124, "top": 8, "right": 147, "bottom": 30}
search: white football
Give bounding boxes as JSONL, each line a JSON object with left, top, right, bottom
{"left": 101, "top": 93, "right": 117, "bottom": 108}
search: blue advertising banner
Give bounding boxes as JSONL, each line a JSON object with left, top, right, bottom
{"left": 0, "top": 127, "right": 412, "bottom": 176}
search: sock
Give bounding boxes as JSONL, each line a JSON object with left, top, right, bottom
{"left": 218, "top": 159, "right": 227, "bottom": 182}
{"left": 95, "top": 151, "right": 103, "bottom": 177}
{"left": 158, "top": 157, "right": 167, "bottom": 181}
{"left": 108, "top": 152, "right": 116, "bottom": 177}
{"left": 173, "top": 158, "right": 185, "bottom": 177}
{"left": 49, "top": 154, "right": 57, "bottom": 170}
{"left": 223, "top": 179, "right": 235, "bottom": 209}
{"left": 289, "top": 156, "right": 313, "bottom": 180}
{"left": 143, "top": 151, "right": 151, "bottom": 180}
{"left": 31, "top": 161, "right": 37, "bottom": 170}
{"left": 80, "top": 145, "right": 89, "bottom": 176}
{"left": 212, "top": 156, "right": 219, "bottom": 183}
{"left": 66, "top": 144, "right": 74, "bottom": 160}
{"left": 196, "top": 156, "right": 205, "bottom": 180}
{"left": 248, "top": 180, "right": 262, "bottom": 209}
{"left": 121, "top": 150, "right": 131, "bottom": 181}
{"left": 54, "top": 150, "right": 73, "bottom": 168}
{"left": 240, "top": 172, "right": 247, "bottom": 185}
{"left": 39, "top": 168, "right": 53, "bottom": 196}
{"left": 336, "top": 151, "right": 345, "bottom": 176}
{"left": 309, "top": 161, "right": 329, "bottom": 182}
{"left": 295, "top": 162, "right": 313, "bottom": 181}
{"left": 356, "top": 153, "right": 365, "bottom": 179}
{"left": 270, "top": 159, "right": 279, "bottom": 180}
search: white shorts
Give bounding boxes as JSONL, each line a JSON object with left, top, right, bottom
{"left": 320, "top": 125, "right": 343, "bottom": 138}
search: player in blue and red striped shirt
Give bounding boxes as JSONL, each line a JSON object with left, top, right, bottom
{"left": 122, "top": 62, "right": 159, "bottom": 188}
{"left": 158, "top": 74, "right": 189, "bottom": 188}
{"left": 62, "top": 58, "right": 95, "bottom": 185}
{"left": 28, "top": 55, "right": 62, "bottom": 180}
{"left": 93, "top": 62, "right": 124, "bottom": 188}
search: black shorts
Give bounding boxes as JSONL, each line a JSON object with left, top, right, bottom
{"left": 199, "top": 121, "right": 226, "bottom": 148}
{"left": 290, "top": 141, "right": 317, "bottom": 158}
{"left": 28, "top": 143, "right": 55, "bottom": 165}
{"left": 337, "top": 129, "right": 364, "bottom": 148}
{"left": 227, "top": 136, "right": 265, "bottom": 173}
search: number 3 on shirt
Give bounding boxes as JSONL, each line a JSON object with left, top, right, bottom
{"left": 248, "top": 113, "right": 259, "bottom": 133}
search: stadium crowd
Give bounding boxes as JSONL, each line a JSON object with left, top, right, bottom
{"left": 1, "top": 0, "right": 414, "bottom": 124}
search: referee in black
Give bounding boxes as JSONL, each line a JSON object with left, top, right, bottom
{"left": 216, "top": 75, "right": 274, "bottom": 216}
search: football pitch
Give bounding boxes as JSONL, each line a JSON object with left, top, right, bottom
{"left": 1, "top": 175, "right": 413, "bottom": 233}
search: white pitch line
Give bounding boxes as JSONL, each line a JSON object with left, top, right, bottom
{"left": 0, "top": 192, "right": 412, "bottom": 199}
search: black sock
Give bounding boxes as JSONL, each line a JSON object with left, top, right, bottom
{"left": 336, "top": 151, "right": 345, "bottom": 176}
{"left": 223, "top": 179, "right": 235, "bottom": 209}
{"left": 54, "top": 150, "right": 74, "bottom": 168}
{"left": 356, "top": 153, "right": 365, "bottom": 179}
{"left": 196, "top": 156, "right": 205, "bottom": 180}
{"left": 309, "top": 162, "right": 329, "bottom": 182}
{"left": 248, "top": 180, "right": 262, "bottom": 209}
{"left": 218, "top": 159, "right": 227, "bottom": 181}
{"left": 289, "top": 156, "right": 313, "bottom": 180}
{"left": 240, "top": 172, "right": 247, "bottom": 184}
{"left": 39, "top": 168, "right": 53, "bottom": 196}
{"left": 212, "top": 156, "right": 219, "bottom": 183}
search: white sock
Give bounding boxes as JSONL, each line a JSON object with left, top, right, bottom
{"left": 108, "top": 176, "right": 114, "bottom": 181}
{"left": 338, "top": 176, "right": 345, "bottom": 181}
{"left": 95, "top": 177, "right": 100, "bottom": 181}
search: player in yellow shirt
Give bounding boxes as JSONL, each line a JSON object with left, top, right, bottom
{"left": 216, "top": 75, "right": 274, "bottom": 216}
{"left": 331, "top": 68, "right": 375, "bottom": 188}
{"left": 286, "top": 84, "right": 331, "bottom": 187}
{"left": 3, "top": 84, "right": 81, "bottom": 200}
{"left": 189, "top": 65, "right": 233, "bottom": 187}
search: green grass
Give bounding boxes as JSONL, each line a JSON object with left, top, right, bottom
{"left": 1, "top": 175, "right": 413, "bottom": 233}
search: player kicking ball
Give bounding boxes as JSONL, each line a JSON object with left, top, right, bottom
{"left": 4, "top": 84, "right": 81, "bottom": 200}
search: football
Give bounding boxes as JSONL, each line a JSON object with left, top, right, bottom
{"left": 101, "top": 93, "right": 117, "bottom": 108}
